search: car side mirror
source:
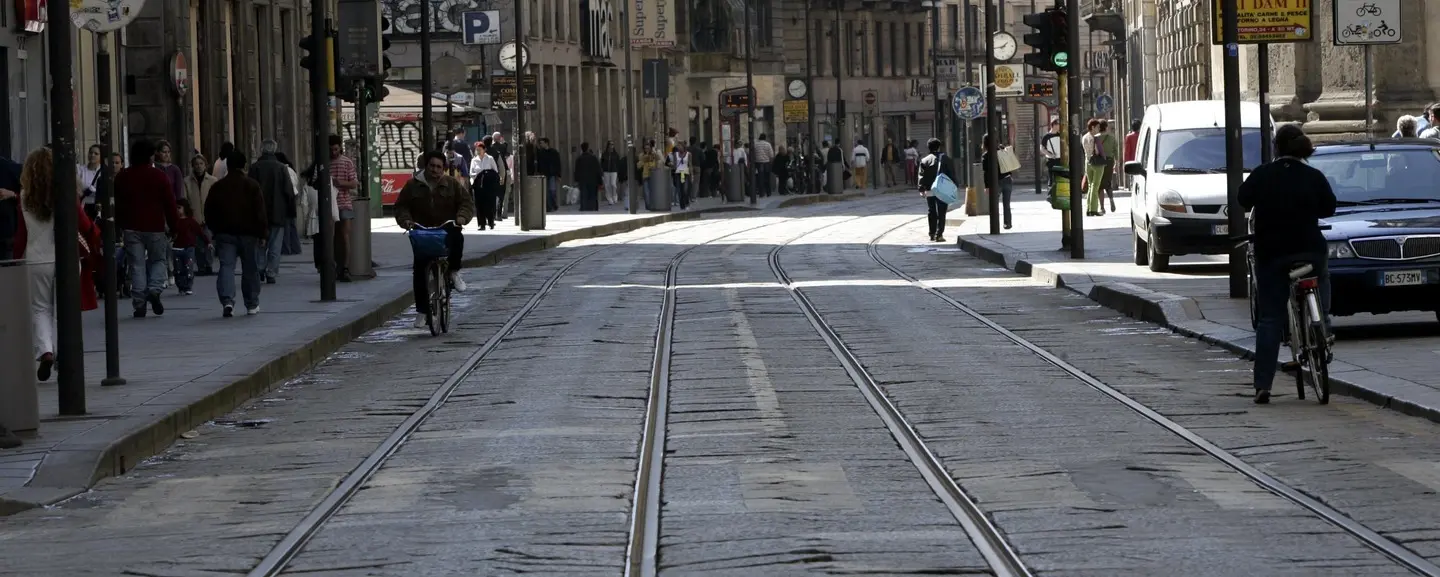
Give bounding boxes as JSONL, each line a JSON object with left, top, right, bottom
{"left": 1123, "top": 161, "right": 1146, "bottom": 176}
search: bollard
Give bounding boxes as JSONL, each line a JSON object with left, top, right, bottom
{"left": 521, "top": 175, "right": 547, "bottom": 231}
{"left": 348, "top": 197, "right": 374, "bottom": 278}
{"left": 725, "top": 165, "right": 746, "bottom": 202}
{"left": 826, "top": 163, "right": 844, "bottom": 194}
{"left": 0, "top": 260, "right": 39, "bottom": 433}
{"left": 648, "top": 167, "right": 673, "bottom": 212}
{"left": 968, "top": 162, "right": 991, "bottom": 215}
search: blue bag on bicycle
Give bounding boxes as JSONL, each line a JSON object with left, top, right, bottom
{"left": 408, "top": 228, "right": 449, "bottom": 260}
{"left": 930, "top": 173, "right": 960, "bottom": 205}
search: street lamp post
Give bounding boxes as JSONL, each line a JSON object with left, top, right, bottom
{"left": 48, "top": 0, "right": 84, "bottom": 414}
{"left": 744, "top": 0, "right": 757, "bottom": 205}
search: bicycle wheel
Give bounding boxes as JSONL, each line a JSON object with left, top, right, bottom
{"left": 427, "top": 262, "right": 442, "bottom": 337}
{"left": 438, "top": 263, "right": 451, "bottom": 334}
{"left": 1303, "top": 301, "right": 1330, "bottom": 404}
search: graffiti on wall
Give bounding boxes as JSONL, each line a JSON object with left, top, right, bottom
{"left": 381, "top": 0, "right": 489, "bottom": 37}
{"left": 342, "top": 117, "right": 424, "bottom": 204}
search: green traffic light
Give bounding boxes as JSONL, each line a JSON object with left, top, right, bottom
{"left": 1053, "top": 51, "right": 1069, "bottom": 68}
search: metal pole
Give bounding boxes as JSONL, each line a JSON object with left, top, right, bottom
{"left": 1259, "top": 43, "right": 1272, "bottom": 163}
{"left": 744, "top": 0, "right": 757, "bottom": 205}
{"left": 984, "top": 0, "right": 1000, "bottom": 235}
{"left": 1364, "top": 44, "right": 1373, "bottom": 139}
{"left": 1222, "top": 0, "right": 1245, "bottom": 298}
{"left": 313, "top": 0, "right": 335, "bottom": 300}
{"left": 931, "top": 1, "right": 942, "bottom": 150}
{"left": 1066, "top": 0, "right": 1083, "bottom": 258}
{"left": 420, "top": 0, "right": 433, "bottom": 152}
{"left": 350, "top": 80, "right": 373, "bottom": 278}
{"left": 962, "top": 0, "right": 974, "bottom": 184}
{"left": 47, "top": 0, "right": 83, "bottom": 414}
{"left": 805, "top": 0, "right": 817, "bottom": 195}
{"left": 833, "top": 0, "right": 842, "bottom": 147}
{"left": 1030, "top": 0, "right": 1040, "bottom": 196}
{"left": 514, "top": 0, "right": 529, "bottom": 229}
{"left": 96, "top": 39, "right": 124, "bottom": 387}
{"left": 622, "top": 0, "right": 637, "bottom": 214}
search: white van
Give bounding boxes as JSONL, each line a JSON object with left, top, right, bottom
{"left": 1124, "top": 100, "right": 1270, "bottom": 272}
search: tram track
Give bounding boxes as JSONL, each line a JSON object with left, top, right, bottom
{"left": 247, "top": 200, "right": 892, "bottom": 577}
{"left": 854, "top": 217, "right": 1440, "bottom": 577}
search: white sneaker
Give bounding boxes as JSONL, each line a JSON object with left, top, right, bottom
{"left": 450, "top": 274, "right": 467, "bottom": 292}
{"left": 414, "top": 315, "right": 429, "bottom": 329}
{"left": 246, "top": 306, "right": 260, "bottom": 315}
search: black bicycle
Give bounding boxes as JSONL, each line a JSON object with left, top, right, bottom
{"left": 407, "top": 220, "right": 455, "bottom": 336}
{"left": 1356, "top": 2, "right": 1381, "bottom": 16}
{"left": 1236, "top": 230, "right": 1332, "bottom": 404}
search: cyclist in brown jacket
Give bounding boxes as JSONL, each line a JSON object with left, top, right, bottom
{"left": 395, "top": 151, "right": 475, "bottom": 328}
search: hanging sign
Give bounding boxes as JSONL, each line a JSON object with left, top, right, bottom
{"left": 70, "top": 0, "right": 145, "bottom": 32}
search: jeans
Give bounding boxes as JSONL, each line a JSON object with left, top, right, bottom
{"left": 196, "top": 229, "right": 214, "bottom": 273}
{"left": 265, "top": 225, "right": 286, "bottom": 278}
{"left": 756, "top": 162, "right": 772, "bottom": 196}
{"left": 413, "top": 225, "right": 465, "bottom": 316}
{"left": 545, "top": 176, "right": 559, "bottom": 211}
{"left": 927, "top": 196, "right": 949, "bottom": 238}
{"left": 672, "top": 173, "right": 691, "bottom": 209}
{"left": 172, "top": 247, "right": 195, "bottom": 292}
{"left": 123, "top": 230, "right": 169, "bottom": 309}
{"left": 214, "top": 233, "right": 263, "bottom": 310}
{"left": 998, "top": 175, "right": 1014, "bottom": 228}
{"left": 1253, "top": 252, "right": 1331, "bottom": 391}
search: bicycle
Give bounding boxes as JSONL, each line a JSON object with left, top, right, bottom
{"left": 406, "top": 220, "right": 456, "bottom": 336}
{"left": 1235, "top": 229, "right": 1333, "bottom": 404}
{"left": 1356, "top": 2, "right": 1381, "bottom": 16}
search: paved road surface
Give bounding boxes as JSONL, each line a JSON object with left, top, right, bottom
{"left": 2, "top": 195, "right": 1438, "bottom": 576}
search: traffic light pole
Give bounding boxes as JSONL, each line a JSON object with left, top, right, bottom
{"left": 311, "top": 2, "right": 335, "bottom": 301}
{"left": 48, "top": 0, "right": 84, "bottom": 414}
{"left": 1066, "top": 0, "right": 1084, "bottom": 258}
{"left": 1222, "top": 0, "right": 1245, "bottom": 298}
{"left": 420, "top": 0, "right": 433, "bottom": 152}
{"left": 983, "top": 0, "right": 1000, "bottom": 235}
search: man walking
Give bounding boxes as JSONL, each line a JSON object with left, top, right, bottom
{"left": 114, "top": 139, "right": 181, "bottom": 318}
{"left": 752, "top": 134, "right": 774, "bottom": 197}
{"left": 205, "top": 151, "right": 269, "bottom": 317}
{"left": 881, "top": 138, "right": 901, "bottom": 188}
{"left": 575, "top": 142, "right": 603, "bottom": 212}
{"left": 328, "top": 135, "right": 359, "bottom": 282}
{"left": 601, "top": 141, "right": 622, "bottom": 205}
{"left": 537, "top": 138, "right": 563, "bottom": 211}
{"left": 851, "top": 139, "right": 871, "bottom": 189}
{"left": 249, "top": 140, "right": 294, "bottom": 284}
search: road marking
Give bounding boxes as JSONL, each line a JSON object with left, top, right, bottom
{"left": 1379, "top": 460, "right": 1440, "bottom": 493}
{"left": 946, "top": 460, "right": 1097, "bottom": 511}
{"left": 1166, "top": 461, "right": 1291, "bottom": 510}
{"left": 725, "top": 287, "right": 790, "bottom": 437}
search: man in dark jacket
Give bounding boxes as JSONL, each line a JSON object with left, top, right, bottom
{"left": 395, "top": 151, "right": 475, "bottom": 329}
{"left": 574, "top": 142, "right": 603, "bottom": 212}
{"left": 537, "top": 137, "right": 563, "bottom": 211}
{"left": 601, "top": 141, "right": 623, "bottom": 205}
{"left": 248, "top": 140, "right": 294, "bottom": 284}
{"left": 206, "top": 151, "right": 269, "bottom": 317}
{"left": 115, "top": 139, "right": 182, "bottom": 318}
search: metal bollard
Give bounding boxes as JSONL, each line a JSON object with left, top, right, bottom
{"left": 826, "top": 163, "right": 844, "bottom": 194}
{"left": 0, "top": 260, "right": 38, "bottom": 433}
{"left": 521, "top": 176, "right": 547, "bottom": 231}
{"left": 969, "top": 162, "right": 991, "bottom": 215}
{"left": 648, "top": 167, "right": 673, "bottom": 212}
{"left": 725, "top": 165, "right": 746, "bottom": 202}
{"left": 348, "top": 198, "right": 374, "bottom": 278}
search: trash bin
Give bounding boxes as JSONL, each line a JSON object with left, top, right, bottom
{"left": 349, "top": 197, "right": 374, "bottom": 278}
{"left": 0, "top": 260, "right": 38, "bottom": 433}
{"left": 726, "top": 165, "right": 746, "bottom": 202}
{"left": 648, "top": 167, "right": 672, "bottom": 212}
{"left": 520, "top": 175, "right": 547, "bottom": 230}
{"left": 826, "top": 163, "right": 844, "bottom": 194}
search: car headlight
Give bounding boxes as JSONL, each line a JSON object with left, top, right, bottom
{"left": 1327, "top": 241, "right": 1355, "bottom": 259}
{"left": 1156, "top": 190, "right": 1186, "bottom": 213}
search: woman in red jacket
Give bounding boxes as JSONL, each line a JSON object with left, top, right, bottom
{"left": 13, "top": 147, "right": 100, "bottom": 380}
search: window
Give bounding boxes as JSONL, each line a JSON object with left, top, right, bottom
{"left": 845, "top": 21, "right": 854, "bottom": 77}
{"left": 831, "top": 20, "right": 840, "bottom": 77}
{"left": 890, "top": 22, "right": 899, "bottom": 77}
{"left": 873, "top": 21, "right": 883, "bottom": 77}
{"left": 947, "top": 5, "right": 958, "bottom": 50}
{"left": 1155, "top": 128, "right": 1262, "bottom": 172}
{"left": 1309, "top": 149, "right": 1440, "bottom": 203}
{"left": 814, "top": 19, "right": 825, "bottom": 75}
{"left": 756, "top": 0, "right": 773, "bottom": 48}
{"left": 903, "top": 23, "right": 911, "bottom": 76}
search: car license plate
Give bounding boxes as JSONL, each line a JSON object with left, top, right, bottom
{"left": 1213, "top": 224, "right": 1229, "bottom": 236}
{"left": 1382, "top": 270, "right": 1425, "bottom": 286}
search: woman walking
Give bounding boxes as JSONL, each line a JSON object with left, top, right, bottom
{"left": 78, "top": 145, "right": 103, "bottom": 222}
{"left": 916, "top": 138, "right": 956, "bottom": 243}
{"left": 469, "top": 142, "right": 501, "bottom": 229}
{"left": 184, "top": 154, "right": 217, "bottom": 275}
{"left": 276, "top": 152, "right": 304, "bottom": 255}
{"left": 13, "top": 147, "right": 100, "bottom": 381}
{"left": 982, "top": 134, "right": 1018, "bottom": 230}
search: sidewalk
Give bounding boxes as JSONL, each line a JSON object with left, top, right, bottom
{"left": 957, "top": 195, "right": 1440, "bottom": 422}
{"left": 0, "top": 188, "right": 891, "bottom": 515}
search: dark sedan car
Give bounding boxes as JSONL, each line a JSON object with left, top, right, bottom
{"left": 1248, "top": 139, "right": 1440, "bottom": 324}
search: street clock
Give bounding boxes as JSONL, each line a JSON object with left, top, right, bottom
{"left": 787, "top": 79, "right": 808, "bottom": 99}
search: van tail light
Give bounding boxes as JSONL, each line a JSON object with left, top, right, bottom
{"left": 1296, "top": 277, "right": 1319, "bottom": 291}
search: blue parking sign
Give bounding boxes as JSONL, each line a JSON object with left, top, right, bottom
{"left": 953, "top": 86, "right": 985, "bottom": 120}
{"left": 463, "top": 11, "right": 501, "bottom": 46}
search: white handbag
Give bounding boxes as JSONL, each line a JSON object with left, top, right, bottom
{"left": 997, "top": 146, "right": 1022, "bottom": 174}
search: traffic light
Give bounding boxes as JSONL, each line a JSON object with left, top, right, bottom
{"left": 380, "top": 17, "right": 393, "bottom": 78}
{"left": 1022, "top": 8, "right": 1069, "bottom": 73}
{"left": 299, "top": 30, "right": 336, "bottom": 94}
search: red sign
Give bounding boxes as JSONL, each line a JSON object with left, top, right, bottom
{"left": 170, "top": 52, "right": 190, "bottom": 97}
{"left": 380, "top": 171, "right": 411, "bottom": 205}
{"left": 16, "top": 0, "right": 46, "bottom": 34}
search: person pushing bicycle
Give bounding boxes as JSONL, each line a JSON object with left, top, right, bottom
{"left": 1238, "top": 124, "right": 1337, "bottom": 404}
{"left": 395, "top": 151, "right": 475, "bottom": 329}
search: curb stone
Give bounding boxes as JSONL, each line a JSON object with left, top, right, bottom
{"left": 958, "top": 235, "right": 1440, "bottom": 425}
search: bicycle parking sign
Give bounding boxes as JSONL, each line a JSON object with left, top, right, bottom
{"left": 1334, "top": 0, "right": 1401, "bottom": 46}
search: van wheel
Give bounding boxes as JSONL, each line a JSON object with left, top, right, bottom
{"left": 1147, "top": 229, "right": 1170, "bottom": 272}
{"left": 1134, "top": 232, "right": 1150, "bottom": 266}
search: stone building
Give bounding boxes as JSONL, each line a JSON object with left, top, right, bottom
{"left": 122, "top": 0, "right": 312, "bottom": 164}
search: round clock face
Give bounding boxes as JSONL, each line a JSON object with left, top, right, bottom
{"left": 993, "top": 32, "right": 1017, "bottom": 61}
{"left": 499, "top": 42, "right": 527, "bottom": 72}
{"left": 788, "top": 79, "right": 807, "bottom": 99}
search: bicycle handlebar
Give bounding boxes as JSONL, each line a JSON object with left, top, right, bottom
{"left": 406, "top": 220, "right": 458, "bottom": 231}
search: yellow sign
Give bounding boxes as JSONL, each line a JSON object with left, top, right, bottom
{"left": 993, "top": 64, "right": 1024, "bottom": 98}
{"left": 783, "top": 99, "right": 809, "bottom": 124}
{"left": 1212, "top": 0, "right": 1313, "bottom": 44}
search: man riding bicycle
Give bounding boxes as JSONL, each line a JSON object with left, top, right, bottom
{"left": 395, "top": 151, "right": 475, "bottom": 329}
{"left": 1238, "top": 124, "right": 1337, "bottom": 404}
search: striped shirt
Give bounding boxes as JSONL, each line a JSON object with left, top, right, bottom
{"left": 329, "top": 154, "right": 357, "bottom": 211}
